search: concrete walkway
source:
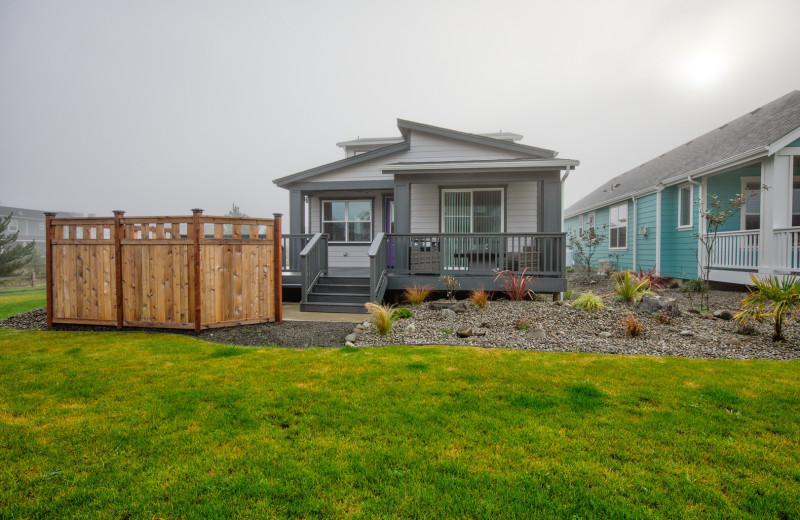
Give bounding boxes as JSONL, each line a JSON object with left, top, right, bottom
{"left": 282, "top": 303, "right": 366, "bottom": 322}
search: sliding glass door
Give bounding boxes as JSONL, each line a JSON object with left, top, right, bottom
{"left": 442, "top": 189, "right": 503, "bottom": 269}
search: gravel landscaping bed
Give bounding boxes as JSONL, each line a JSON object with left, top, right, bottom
{"left": 3, "top": 272, "right": 799, "bottom": 359}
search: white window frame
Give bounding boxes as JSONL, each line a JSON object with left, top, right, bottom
{"left": 321, "top": 199, "right": 372, "bottom": 243}
{"left": 440, "top": 188, "right": 505, "bottom": 233}
{"left": 578, "top": 214, "right": 584, "bottom": 236}
{"left": 741, "top": 176, "right": 762, "bottom": 230}
{"left": 609, "top": 202, "right": 628, "bottom": 251}
{"left": 678, "top": 184, "right": 693, "bottom": 229}
{"left": 8, "top": 219, "right": 18, "bottom": 232}
{"left": 585, "top": 211, "right": 596, "bottom": 238}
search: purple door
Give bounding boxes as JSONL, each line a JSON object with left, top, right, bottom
{"left": 385, "top": 197, "right": 395, "bottom": 267}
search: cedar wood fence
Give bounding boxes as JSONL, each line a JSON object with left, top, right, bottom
{"left": 45, "top": 210, "right": 282, "bottom": 331}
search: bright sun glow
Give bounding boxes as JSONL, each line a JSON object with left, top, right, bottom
{"left": 680, "top": 49, "right": 728, "bottom": 88}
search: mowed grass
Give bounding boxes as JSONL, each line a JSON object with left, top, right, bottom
{"left": 1, "top": 330, "right": 799, "bottom": 519}
{"left": 0, "top": 288, "right": 45, "bottom": 319}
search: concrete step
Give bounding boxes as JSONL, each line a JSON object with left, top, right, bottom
{"left": 301, "top": 302, "right": 369, "bottom": 314}
{"left": 307, "top": 293, "right": 370, "bottom": 304}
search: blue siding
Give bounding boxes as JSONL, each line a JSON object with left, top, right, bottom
{"left": 789, "top": 137, "right": 800, "bottom": 147}
{"left": 660, "top": 185, "right": 700, "bottom": 279}
{"left": 635, "top": 193, "right": 657, "bottom": 271}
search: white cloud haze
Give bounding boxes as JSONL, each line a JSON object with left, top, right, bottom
{"left": 1, "top": 0, "right": 799, "bottom": 219}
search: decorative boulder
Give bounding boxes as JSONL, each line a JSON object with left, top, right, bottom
{"left": 713, "top": 309, "right": 734, "bottom": 321}
{"left": 440, "top": 308, "right": 457, "bottom": 320}
{"left": 456, "top": 326, "right": 473, "bottom": 338}
{"left": 637, "top": 294, "right": 680, "bottom": 317}
{"left": 529, "top": 327, "right": 546, "bottom": 340}
{"left": 598, "top": 260, "right": 616, "bottom": 277}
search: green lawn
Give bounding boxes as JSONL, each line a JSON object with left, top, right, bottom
{"left": 0, "top": 288, "right": 45, "bottom": 319}
{"left": 1, "top": 330, "right": 799, "bottom": 518}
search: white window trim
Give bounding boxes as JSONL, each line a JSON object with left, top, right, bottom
{"left": 440, "top": 188, "right": 505, "bottom": 233}
{"left": 586, "top": 211, "right": 596, "bottom": 238}
{"left": 321, "top": 199, "right": 373, "bottom": 243}
{"left": 740, "top": 176, "right": 762, "bottom": 230}
{"left": 677, "top": 184, "right": 693, "bottom": 230}
{"left": 8, "top": 219, "right": 18, "bottom": 232}
{"left": 609, "top": 202, "right": 628, "bottom": 251}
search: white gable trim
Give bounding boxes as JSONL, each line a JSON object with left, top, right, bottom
{"left": 768, "top": 125, "right": 800, "bottom": 155}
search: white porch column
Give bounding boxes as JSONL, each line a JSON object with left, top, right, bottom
{"left": 759, "top": 158, "right": 776, "bottom": 273}
{"left": 772, "top": 155, "right": 793, "bottom": 229}
{"left": 655, "top": 186, "right": 662, "bottom": 274}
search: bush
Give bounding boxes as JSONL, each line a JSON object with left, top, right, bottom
{"left": 654, "top": 310, "right": 672, "bottom": 324}
{"left": 391, "top": 308, "right": 413, "bottom": 320}
{"left": 681, "top": 279, "right": 707, "bottom": 293}
{"left": 514, "top": 318, "right": 530, "bottom": 331}
{"left": 494, "top": 268, "right": 536, "bottom": 301}
{"left": 735, "top": 274, "right": 800, "bottom": 342}
{"left": 365, "top": 302, "right": 396, "bottom": 335}
{"left": 614, "top": 270, "right": 650, "bottom": 302}
{"left": 469, "top": 289, "right": 489, "bottom": 309}
{"left": 563, "top": 289, "right": 574, "bottom": 301}
{"left": 623, "top": 314, "right": 643, "bottom": 337}
{"left": 403, "top": 284, "right": 432, "bottom": 305}
{"left": 573, "top": 292, "right": 605, "bottom": 311}
{"left": 637, "top": 267, "right": 667, "bottom": 290}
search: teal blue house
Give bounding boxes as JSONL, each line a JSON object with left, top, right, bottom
{"left": 565, "top": 91, "right": 800, "bottom": 285}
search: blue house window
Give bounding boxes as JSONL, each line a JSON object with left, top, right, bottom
{"left": 609, "top": 203, "right": 627, "bottom": 250}
{"left": 678, "top": 185, "right": 693, "bottom": 228}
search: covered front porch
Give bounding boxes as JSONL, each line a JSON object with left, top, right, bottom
{"left": 706, "top": 227, "right": 800, "bottom": 284}
{"left": 281, "top": 231, "right": 567, "bottom": 311}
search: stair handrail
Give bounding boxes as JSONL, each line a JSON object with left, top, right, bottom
{"left": 368, "top": 233, "right": 389, "bottom": 302}
{"left": 300, "top": 233, "right": 328, "bottom": 305}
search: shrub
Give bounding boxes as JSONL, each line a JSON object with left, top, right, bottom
{"left": 403, "top": 284, "right": 432, "bottom": 305}
{"left": 365, "top": 302, "right": 396, "bottom": 335}
{"left": 614, "top": 270, "right": 650, "bottom": 302}
{"left": 391, "top": 308, "right": 413, "bottom": 320}
{"left": 469, "top": 289, "right": 489, "bottom": 309}
{"left": 438, "top": 276, "right": 461, "bottom": 300}
{"left": 681, "top": 279, "right": 707, "bottom": 293}
{"left": 563, "top": 289, "right": 574, "bottom": 301}
{"left": 514, "top": 318, "right": 530, "bottom": 331}
{"left": 623, "top": 314, "right": 643, "bottom": 337}
{"left": 494, "top": 268, "right": 537, "bottom": 301}
{"left": 654, "top": 310, "right": 672, "bottom": 324}
{"left": 637, "top": 267, "right": 668, "bottom": 290}
{"left": 735, "top": 274, "right": 800, "bottom": 342}
{"left": 573, "top": 292, "right": 605, "bottom": 311}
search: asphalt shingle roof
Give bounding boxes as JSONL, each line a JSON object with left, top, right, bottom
{"left": 565, "top": 91, "right": 800, "bottom": 217}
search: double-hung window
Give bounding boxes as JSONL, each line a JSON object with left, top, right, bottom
{"left": 678, "top": 185, "right": 693, "bottom": 228}
{"left": 322, "top": 200, "right": 372, "bottom": 242}
{"left": 609, "top": 203, "right": 627, "bottom": 249}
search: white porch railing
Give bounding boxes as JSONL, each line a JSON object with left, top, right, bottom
{"left": 774, "top": 227, "right": 800, "bottom": 270}
{"left": 708, "top": 230, "right": 759, "bottom": 269}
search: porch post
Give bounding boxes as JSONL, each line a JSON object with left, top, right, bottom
{"left": 289, "top": 190, "right": 304, "bottom": 234}
{"left": 393, "top": 180, "right": 410, "bottom": 272}
{"left": 771, "top": 154, "right": 793, "bottom": 273}
{"left": 759, "top": 158, "right": 776, "bottom": 273}
{"left": 541, "top": 179, "right": 562, "bottom": 232}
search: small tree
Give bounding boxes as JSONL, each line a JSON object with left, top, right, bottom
{"left": 696, "top": 187, "right": 766, "bottom": 309}
{"left": 0, "top": 213, "right": 36, "bottom": 277}
{"left": 226, "top": 203, "right": 248, "bottom": 218}
{"left": 567, "top": 225, "right": 608, "bottom": 280}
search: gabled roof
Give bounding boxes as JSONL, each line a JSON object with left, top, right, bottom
{"left": 565, "top": 91, "right": 800, "bottom": 217}
{"left": 273, "top": 119, "right": 559, "bottom": 188}
{"left": 396, "top": 119, "right": 556, "bottom": 159}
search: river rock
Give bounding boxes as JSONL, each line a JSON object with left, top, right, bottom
{"left": 440, "top": 308, "right": 457, "bottom": 319}
{"left": 530, "top": 327, "right": 546, "bottom": 339}
{"left": 404, "top": 323, "right": 416, "bottom": 333}
{"left": 598, "top": 331, "right": 612, "bottom": 338}
{"left": 713, "top": 309, "right": 734, "bottom": 320}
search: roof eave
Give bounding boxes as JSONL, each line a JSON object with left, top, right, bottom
{"left": 383, "top": 159, "right": 579, "bottom": 173}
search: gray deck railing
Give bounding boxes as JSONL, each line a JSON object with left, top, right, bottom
{"left": 282, "top": 234, "right": 313, "bottom": 271}
{"left": 368, "top": 232, "right": 389, "bottom": 302}
{"left": 299, "top": 233, "right": 328, "bottom": 304}
{"left": 382, "top": 233, "right": 566, "bottom": 277}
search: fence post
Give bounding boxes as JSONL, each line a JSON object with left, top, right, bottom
{"left": 44, "top": 212, "right": 56, "bottom": 328}
{"left": 192, "top": 209, "right": 203, "bottom": 332}
{"left": 273, "top": 213, "right": 283, "bottom": 322}
{"left": 113, "top": 210, "right": 125, "bottom": 329}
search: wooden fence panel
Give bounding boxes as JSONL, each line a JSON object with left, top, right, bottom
{"left": 47, "top": 212, "right": 281, "bottom": 330}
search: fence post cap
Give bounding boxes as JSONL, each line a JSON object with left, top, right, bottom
{"left": 273, "top": 213, "right": 283, "bottom": 218}
{"left": 112, "top": 210, "right": 125, "bottom": 215}
{"left": 44, "top": 212, "right": 57, "bottom": 217}
{"left": 191, "top": 208, "right": 204, "bottom": 214}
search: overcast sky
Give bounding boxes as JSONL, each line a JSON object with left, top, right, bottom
{"left": 2, "top": 0, "right": 799, "bottom": 220}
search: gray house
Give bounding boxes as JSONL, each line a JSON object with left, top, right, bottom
{"left": 274, "top": 119, "right": 579, "bottom": 312}
{"left": 0, "top": 206, "right": 82, "bottom": 253}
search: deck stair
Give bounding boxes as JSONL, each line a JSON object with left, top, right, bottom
{"left": 301, "top": 274, "right": 370, "bottom": 313}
